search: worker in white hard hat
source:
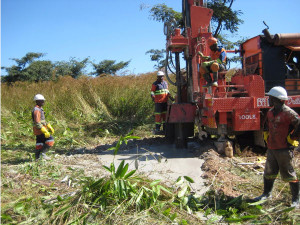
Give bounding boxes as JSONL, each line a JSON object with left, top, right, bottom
{"left": 150, "top": 71, "right": 174, "bottom": 134}
{"left": 32, "top": 94, "right": 55, "bottom": 160}
{"left": 254, "top": 86, "right": 299, "bottom": 208}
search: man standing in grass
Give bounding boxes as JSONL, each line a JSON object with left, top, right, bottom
{"left": 254, "top": 86, "right": 299, "bottom": 208}
{"left": 32, "top": 94, "right": 55, "bottom": 160}
{"left": 151, "top": 71, "right": 174, "bottom": 134}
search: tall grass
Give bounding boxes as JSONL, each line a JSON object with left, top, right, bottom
{"left": 1, "top": 73, "right": 168, "bottom": 147}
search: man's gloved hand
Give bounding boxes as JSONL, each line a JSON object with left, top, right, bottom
{"left": 47, "top": 123, "right": 55, "bottom": 134}
{"left": 287, "top": 134, "right": 299, "bottom": 147}
{"left": 263, "top": 131, "right": 269, "bottom": 143}
{"left": 41, "top": 126, "right": 51, "bottom": 138}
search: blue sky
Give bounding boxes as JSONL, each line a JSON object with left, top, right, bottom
{"left": 1, "top": 0, "right": 299, "bottom": 75}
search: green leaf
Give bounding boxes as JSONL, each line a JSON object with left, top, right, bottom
{"left": 227, "top": 195, "right": 243, "bottom": 205}
{"left": 119, "top": 163, "right": 129, "bottom": 178}
{"left": 110, "top": 163, "right": 115, "bottom": 174}
{"left": 1, "top": 213, "right": 13, "bottom": 221}
{"left": 57, "top": 195, "right": 63, "bottom": 201}
{"left": 69, "top": 212, "right": 89, "bottom": 224}
{"left": 136, "top": 189, "right": 144, "bottom": 204}
{"left": 216, "top": 209, "right": 228, "bottom": 216}
{"left": 175, "top": 176, "right": 184, "bottom": 186}
{"left": 107, "top": 146, "right": 116, "bottom": 151}
{"left": 170, "top": 213, "right": 177, "bottom": 221}
{"left": 55, "top": 204, "right": 72, "bottom": 216}
{"left": 124, "top": 170, "right": 136, "bottom": 179}
{"left": 102, "top": 165, "right": 111, "bottom": 172}
{"left": 116, "top": 160, "right": 125, "bottom": 178}
{"left": 278, "top": 207, "right": 296, "bottom": 213}
{"left": 178, "top": 185, "right": 188, "bottom": 198}
{"left": 240, "top": 215, "right": 257, "bottom": 220}
{"left": 183, "top": 176, "right": 194, "bottom": 183}
{"left": 225, "top": 218, "right": 242, "bottom": 223}
{"left": 163, "top": 208, "right": 171, "bottom": 216}
{"left": 248, "top": 199, "right": 267, "bottom": 206}
{"left": 124, "top": 135, "right": 141, "bottom": 140}
{"left": 150, "top": 180, "right": 161, "bottom": 187}
{"left": 90, "top": 178, "right": 104, "bottom": 189}
{"left": 157, "top": 185, "right": 172, "bottom": 194}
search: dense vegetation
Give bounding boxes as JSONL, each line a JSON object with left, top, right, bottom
{"left": 1, "top": 73, "right": 162, "bottom": 148}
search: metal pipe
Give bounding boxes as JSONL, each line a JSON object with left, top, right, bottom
{"left": 274, "top": 33, "right": 300, "bottom": 46}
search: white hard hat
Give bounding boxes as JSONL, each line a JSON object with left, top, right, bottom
{"left": 157, "top": 71, "right": 165, "bottom": 76}
{"left": 33, "top": 94, "right": 45, "bottom": 101}
{"left": 266, "top": 86, "right": 288, "bottom": 100}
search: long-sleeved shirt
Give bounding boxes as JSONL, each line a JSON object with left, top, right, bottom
{"left": 32, "top": 105, "right": 47, "bottom": 135}
{"left": 151, "top": 80, "right": 170, "bottom": 103}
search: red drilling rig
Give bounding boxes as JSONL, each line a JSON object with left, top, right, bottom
{"left": 164, "top": 0, "right": 300, "bottom": 149}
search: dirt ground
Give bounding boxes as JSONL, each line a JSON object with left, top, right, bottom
{"left": 54, "top": 136, "right": 300, "bottom": 199}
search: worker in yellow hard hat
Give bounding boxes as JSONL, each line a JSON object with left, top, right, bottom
{"left": 198, "top": 37, "right": 227, "bottom": 87}
{"left": 254, "top": 86, "right": 300, "bottom": 208}
{"left": 32, "top": 94, "right": 55, "bottom": 160}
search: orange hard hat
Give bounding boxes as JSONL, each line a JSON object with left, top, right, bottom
{"left": 207, "top": 37, "right": 218, "bottom": 47}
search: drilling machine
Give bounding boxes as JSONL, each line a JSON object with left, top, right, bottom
{"left": 163, "top": 0, "right": 300, "bottom": 149}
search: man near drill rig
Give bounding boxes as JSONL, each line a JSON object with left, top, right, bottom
{"left": 254, "top": 86, "right": 299, "bottom": 208}
{"left": 32, "top": 94, "right": 55, "bottom": 160}
{"left": 151, "top": 71, "right": 174, "bottom": 134}
{"left": 198, "top": 37, "right": 227, "bottom": 87}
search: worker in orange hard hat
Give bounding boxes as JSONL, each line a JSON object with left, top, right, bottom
{"left": 32, "top": 94, "right": 55, "bottom": 160}
{"left": 198, "top": 37, "right": 227, "bottom": 87}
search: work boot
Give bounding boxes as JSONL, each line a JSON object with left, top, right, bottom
{"left": 203, "top": 73, "right": 212, "bottom": 88}
{"left": 253, "top": 178, "right": 275, "bottom": 201}
{"left": 290, "top": 182, "right": 299, "bottom": 208}
{"left": 212, "top": 72, "right": 218, "bottom": 87}
{"left": 35, "top": 150, "right": 41, "bottom": 160}
{"left": 162, "top": 123, "right": 166, "bottom": 132}
{"left": 153, "top": 124, "right": 161, "bottom": 134}
{"left": 40, "top": 146, "right": 51, "bottom": 160}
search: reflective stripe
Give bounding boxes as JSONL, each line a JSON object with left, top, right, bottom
{"left": 265, "top": 175, "right": 278, "bottom": 180}
{"left": 45, "top": 139, "right": 54, "bottom": 147}
{"left": 36, "top": 143, "right": 44, "bottom": 150}
{"left": 154, "top": 89, "right": 169, "bottom": 95}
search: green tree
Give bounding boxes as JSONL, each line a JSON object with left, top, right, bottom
{"left": 1, "top": 52, "right": 51, "bottom": 82}
{"left": 91, "top": 60, "right": 131, "bottom": 76}
{"left": 208, "top": 0, "right": 243, "bottom": 37}
{"left": 145, "top": 49, "right": 166, "bottom": 70}
{"left": 55, "top": 57, "right": 89, "bottom": 78}
{"left": 25, "top": 60, "right": 54, "bottom": 81}
{"left": 149, "top": 4, "right": 182, "bottom": 26}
